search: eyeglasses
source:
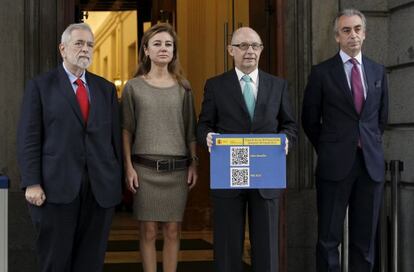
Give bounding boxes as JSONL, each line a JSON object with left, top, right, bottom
{"left": 71, "top": 40, "right": 94, "bottom": 49}
{"left": 231, "top": 42, "right": 263, "bottom": 51}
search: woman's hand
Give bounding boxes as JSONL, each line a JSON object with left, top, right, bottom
{"left": 187, "top": 163, "right": 198, "bottom": 190}
{"left": 125, "top": 165, "right": 139, "bottom": 193}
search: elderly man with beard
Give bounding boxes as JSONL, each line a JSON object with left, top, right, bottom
{"left": 17, "top": 23, "right": 122, "bottom": 271}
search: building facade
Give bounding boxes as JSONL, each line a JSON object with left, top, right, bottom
{"left": 1, "top": 0, "right": 413, "bottom": 271}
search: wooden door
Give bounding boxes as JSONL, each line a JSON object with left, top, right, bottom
{"left": 178, "top": 0, "right": 287, "bottom": 270}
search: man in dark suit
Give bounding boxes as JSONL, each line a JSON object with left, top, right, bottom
{"left": 17, "top": 23, "right": 122, "bottom": 271}
{"left": 302, "top": 9, "right": 388, "bottom": 272}
{"left": 197, "top": 27, "right": 297, "bottom": 272}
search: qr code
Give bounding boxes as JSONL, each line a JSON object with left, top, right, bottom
{"left": 231, "top": 167, "right": 250, "bottom": 187}
{"left": 230, "top": 146, "right": 249, "bottom": 166}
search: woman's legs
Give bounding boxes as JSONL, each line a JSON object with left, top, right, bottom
{"left": 162, "top": 222, "right": 181, "bottom": 272}
{"left": 140, "top": 221, "right": 158, "bottom": 272}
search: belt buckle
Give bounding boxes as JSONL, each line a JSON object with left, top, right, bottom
{"left": 156, "top": 159, "right": 170, "bottom": 172}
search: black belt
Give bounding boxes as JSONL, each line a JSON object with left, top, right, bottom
{"left": 131, "top": 155, "right": 190, "bottom": 172}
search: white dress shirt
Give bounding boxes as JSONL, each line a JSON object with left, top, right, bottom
{"left": 62, "top": 63, "right": 91, "bottom": 100}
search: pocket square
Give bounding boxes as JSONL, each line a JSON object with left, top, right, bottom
{"left": 375, "top": 80, "right": 382, "bottom": 88}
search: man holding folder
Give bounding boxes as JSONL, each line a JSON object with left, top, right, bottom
{"left": 197, "top": 27, "right": 297, "bottom": 272}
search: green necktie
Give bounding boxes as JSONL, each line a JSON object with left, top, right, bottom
{"left": 242, "top": 75, "right": 255, "bottom": 119}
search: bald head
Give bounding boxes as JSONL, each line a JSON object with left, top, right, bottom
{"left": 228, "top": 27, "right": 263, "bottom": 74}
{"left": 231, "top": 27, "right": 262, "bottom": 45}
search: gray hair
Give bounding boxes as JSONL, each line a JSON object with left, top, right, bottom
{"left": 61, "top": 23, "right": 93, "bottom": 44}
{"left": 333, "top": 9, "right": 366, "bottom": 35}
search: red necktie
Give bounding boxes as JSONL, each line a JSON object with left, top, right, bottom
{"left": 350, "top": 58, "right": 364, "bottom": 114}
{"left": 75, "top": 78, "right": 89, "bottom": 123}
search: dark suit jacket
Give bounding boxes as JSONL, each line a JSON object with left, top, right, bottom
{"left": 302, "top": 53, "right": 388, "bottom": 182}
{"left": 197, "top": 69, "right": 297, "bottom": 199}
{"left": 18, "top": 65, "right": 122, "bottom": 208}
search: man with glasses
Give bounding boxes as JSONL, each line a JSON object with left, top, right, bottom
{"left": 17, "top": 23, "right": 122, "bottom": 271}
{"left": 197, "top": 27, "right": 297, "bottom": 272}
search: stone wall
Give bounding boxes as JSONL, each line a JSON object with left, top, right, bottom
{"left": 384, "top": 2, "right": 414, "bottom": 272}
{"left": 285, "top": 0, "right": 414, "bottom": 271}
{"left": 0, "top": 0, "right": 38, "bottom": 271}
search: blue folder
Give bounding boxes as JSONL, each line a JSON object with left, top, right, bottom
{"left": 210, "top": 134, "right": 286, "bottom": 189}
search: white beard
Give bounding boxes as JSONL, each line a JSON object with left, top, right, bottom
{"left": 77, "top": 57, "right": 91, "bottom": 69}
{"left": 67, "top": 55, "right": 91, "bottom": 70}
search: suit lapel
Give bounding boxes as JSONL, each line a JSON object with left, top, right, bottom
{"left": 255, "top": 70, "right": 270, "bottom": 121}
{"left": 57, "top": 65, "right": 85, "bottom": 125}
{"left": 85, "top": 71, "right": 97, "bottom": 127}
{"left": 330, "top": 54, "right": 358, "bottom": 114}
{"left": 361, "top": 56, "right": 375, "bottom": 116}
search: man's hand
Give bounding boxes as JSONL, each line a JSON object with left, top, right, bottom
{"left": 206, "top": 132, "right": 219, "bottom": 152}
{"left": 25, "top": 184, "right": 46, "bottom": 206}
{"left": 285, "top": 137, "right": 289, "bottom": 155}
